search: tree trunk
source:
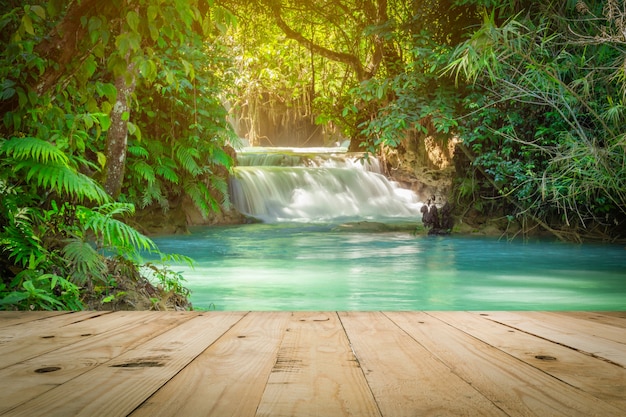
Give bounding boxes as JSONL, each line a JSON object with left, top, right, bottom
{"left": 103, "top": 69, "right": 136, "bottom": 199}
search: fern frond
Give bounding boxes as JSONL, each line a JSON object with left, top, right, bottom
{"left": 210, "top": 174, "right": 231, "bottom": 209}
{"left": 131, "top": 160, "right": 156, "bottom": 184}
{"left": 93, "top": 202, "right": 136, "bottom": 217}
{"left": 1, "top": 137, "right": 69, "bottom": 164}
{"left": 62, "top": 239, "right": 107, "bottom": 285}
{"left": 209, "top": 146, "right": 234, "bottom": 168}
{"left": 184, "top": 180, "right": 218, "bottom": 218}
{"left": 145, "top": 139, "right": 165, "bottom": 155}
{"left": 0, "top": 208, "right": 46, "bottom": 268}
{"left": 14, "top": 160, "right": 110, "bottom": 204}
{"left": 127, "top": 145, "right": 150, "bottom": 158}
{"left": 155, "top": 163, "right": 180, "bottom": 184}
{"left": 78, "top": 204, "right": 157, "bottom": 256}
{"left": 141, "top": 183, "right": 167, "bottom": 210}
{"left": 175, "top": 145, "right": 202, "bottom": 176}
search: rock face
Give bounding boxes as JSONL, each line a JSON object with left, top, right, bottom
{"left": 132, "top": 195, "right": 246, "bottom": 236}
{"left": 384, "top": 131, "right": 458, "bottom": 204}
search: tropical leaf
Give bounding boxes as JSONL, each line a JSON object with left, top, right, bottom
{"left": 127, "top": 145, "right": 150, "bottom": 158}
{"left": 131, "top": 160, "right": 156, "bottom": 184}
{"left": 1, "top": 136, "right": 68, "bottom": 164}
{"left": 155, "top": 162, "right": 180, "bottom": 183}
{"left": 0, "top": 207, "right": 46, "bottom": 269}
{"left": 175, "top": 144, "right": 202, "bottom": 175}
{"left": 62, "top": 239, "right": 107, "bottom": 285}
{"left": 209, "top": 146, "right": 233, "bottom": 168}
{"left": 141, "top": 182, "right": 167, "bottom": 210}
{"left": 78, "top": 203, "right": 158, "bottom": 255}
{"left": 14, "top": 160, "right": 110, "bottom": 204}
{"left": 184, "top": 179, "right": 218, "bottom": 217}
{"left": 210, "top": 174, "right": 231, "bottom": 209}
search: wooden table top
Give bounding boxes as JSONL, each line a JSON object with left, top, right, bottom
{"left": 0, "top": 311, "right": 624, "bottom": 416}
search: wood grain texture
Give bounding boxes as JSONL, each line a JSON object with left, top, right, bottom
{"left": 0, "top": 311, "right": 196, "bottom": 415}
{"left": 476, "top": 311, "right": 626, "bottom": 366}
{"left": 130, "top": 311, "right": 290, "bottom": 417}
{"left": 256, "top": 312, "right": 381, "bottom": 417}
{"left": 526, "top": 311, "right": 626, "bottom": 344}
{"left": 0, "top": 311, "right": 70, "bottom": 328}
{"left": 339, "top": 311, "right": 507, "bottom": 417}
{"left": 404, "top": 311, "right": 626, "bottom": 415}
{"left": 549, "top": 311, "right": 626, "bottom": 328}
{"left": 0, "top": 311, "right": 133, "bottom": 369}
{"left": 0, "top": 311, "right": 624, "bottom": 417}
{"left": 5, "top": 312, "right": 245, "bottom": 417}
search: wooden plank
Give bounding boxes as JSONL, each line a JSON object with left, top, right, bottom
{"left": 546, "top": 311, "right": 626, "bottom": 331}
{"left": 522, "top": 311, "right": 626, "bottom": 344}
{"left": 0, "top": 311, "right": 69, "bottom": 328}
{"left": 598, "top": 311, "right": 626, "bottom": 319}
{"left": 430, "top": 311, "right": 626, "bottom": 411}
{"left": 0, "top": 311, "right": 199, "bottom": 415}
{"left": 255, "top": 312, "right": 381, "bottom": 417}
{"left": 386, "top": 312, "right": 625, "bottom": 417}
{"left": 0, "top": 310, "right": 146, "bottom": 369}
{"left": 0, "top": 311, "right": 110, "bottom": 344}
{"left": 476, "top": 311, "right": 626, "bottom": 366}
{"left": 5, "top": 311, "right": 246, "bottom": 417}
{"left": 130, "top": 311, "right": 291, "bottom": 417}
{"left": 339, "top": 311, "right": 507, "bottom": 417}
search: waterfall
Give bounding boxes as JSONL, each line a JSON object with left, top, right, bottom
{"left": 230, "top": 147, "right": 423, "bottom": 223}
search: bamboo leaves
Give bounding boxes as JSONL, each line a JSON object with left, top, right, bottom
{"left": 448, "top": 1, "right": 626, "bottom": 238}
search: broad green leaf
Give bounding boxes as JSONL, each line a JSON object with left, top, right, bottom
{"left": 376, "top": 85, "right": 384, "bottom": 100}
{"left": 83, "top": 114, "right": 94, "bottom": 129}
{"left": 128, "top": 122, "right": 141, "bottom": 141}
{"left": 97, "top": 152, "right": 106, "bottom": 169}
{"left": 126, "top": 11, "right": 140, "bottom": 32}
{"left": 21, "top": 14, "right": 34, "bottom": 35}
{"left": 101, "top": 101, "right": 113, "bottom": 114}
{"left": 31, "top": 5, "right": 46, "bottom": 20}
{"left": 181, "top": 59, "right": 193, "bottom": 78}
{"left": 96, "top": 82, "right": 117, "bottom": 102}
{"left": 96, "top": 113, "right": 111, "bottom": 131}
{"left": 147, "top": 5, "right": 159, "bottom": 22}
{"left": 149, "top": 25, "right": 159, "bottom": 42}
{"left": 83, "top": 56, "right": 97, "bottom": 78}
{"left": 139, "top": 59, "right": 157, "bottom": 82}
{"left": 88, "top": 16, "right": 102, "bottom": 33}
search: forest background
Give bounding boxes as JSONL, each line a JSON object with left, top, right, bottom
{"left": 1, "top": 0, "right": 625, "bottom": 310}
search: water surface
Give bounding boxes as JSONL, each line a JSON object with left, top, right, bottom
{"left": 152, "top": 223, "right": 626, "bottom": 311}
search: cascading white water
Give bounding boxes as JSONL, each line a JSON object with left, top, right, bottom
{"left": 230, "top": 147, "right": 423, "bottom": 222}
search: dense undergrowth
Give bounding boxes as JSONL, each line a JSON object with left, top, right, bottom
{"left": 0, "top": 0, "right": 235, "bottom": 310}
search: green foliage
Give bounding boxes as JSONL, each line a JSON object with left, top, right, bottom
{"left": 350, "top": 30, "right": 460, "bottom": 154}
{"left": 78, "top": 203, "right": 157, "bottom": 256}
{"left": 0, "top": 0, "right": 240, "bottom": 309}
{"left": 1, "top": 137, "right": 110, "bottom": 204}
{"left": 124, "top": 40, "right": 237, "bottom": 218}
{"left": 0, "top": 272, "right": 82, "bottom": 311}
{"left": 144, "top": 257, "right": 192, "bottom": 300}
{"left": 447, "top": 2, "right": 626, "bottom": 238}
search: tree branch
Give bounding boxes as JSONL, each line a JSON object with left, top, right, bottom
{"left": 269, "top": 1, "right": 367, "bottom": 80}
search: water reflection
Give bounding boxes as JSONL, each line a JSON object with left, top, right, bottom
{"left": 151, "top": 224, "right": 626, "bottom": 311}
